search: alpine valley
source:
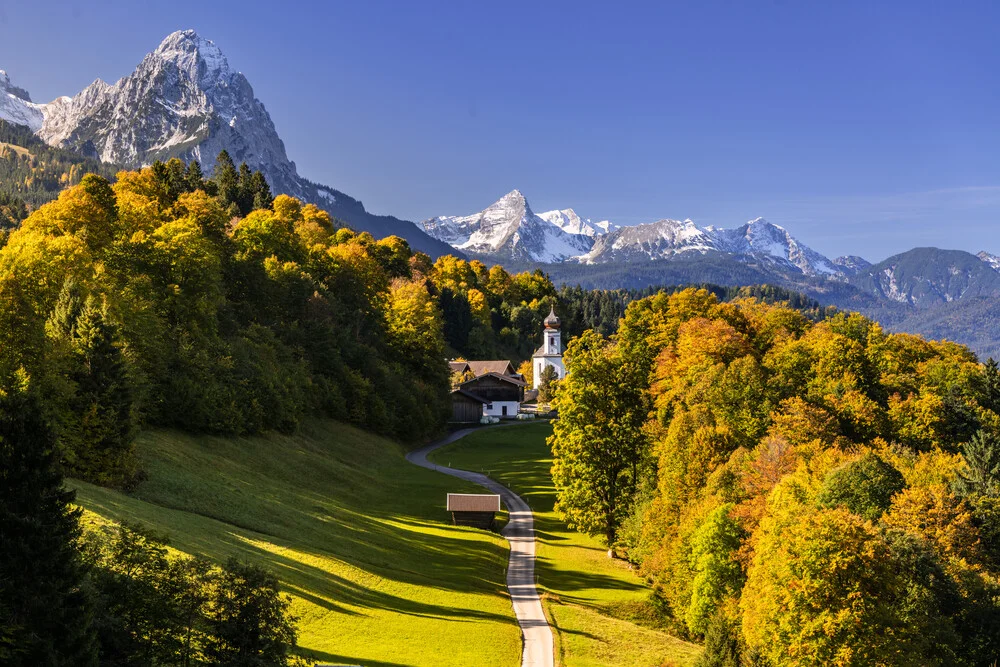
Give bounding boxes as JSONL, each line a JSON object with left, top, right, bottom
{"left": 3, "top": 30, "right": 1000, "bottom": 355}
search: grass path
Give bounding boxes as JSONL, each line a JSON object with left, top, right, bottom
{"left": 72, "top": 419, "right": 521, "bottom": 666}
{"left": 429, "top": 422, "right": 701, "bottom": 667}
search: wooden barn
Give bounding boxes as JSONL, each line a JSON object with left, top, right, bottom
{"left": 450, "top": 389, "right": 487, "bottom": 423}
{"left": 458, "top": 372, "right": 526, "bottom": 418}
{"left": 447, "top": 493, "right": 501, "bottom": 529}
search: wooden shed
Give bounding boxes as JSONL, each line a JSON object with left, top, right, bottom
{"left": 450, "top": 389, "right": 487, "bottom": 423}
{"left": 447, "top": 493, "right": 501, "bottom": 530}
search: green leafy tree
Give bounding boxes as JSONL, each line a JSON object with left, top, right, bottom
{"left": 204, "top": 559, "right": 299, "bottom": 666}
{"left": 550, "top": 330, "right": 651, "bottom": 546}
{"left": 817, "top": 452, "right": 906, "bottom": 521}
{"left": 537, "top": 363, "right": 558, "bottom": 404}
{"left": 687, "top": 503, "right": 745, "bottom": 635}
{"left": 0, "top": 375, "right": 98, "bottom": 665}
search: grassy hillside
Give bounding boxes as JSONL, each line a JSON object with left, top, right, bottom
{"left": 430, "top": 423, "right": 701, "bottom": 667}
{"left": 71, "top": 420, "right": 521, "bottom": 667}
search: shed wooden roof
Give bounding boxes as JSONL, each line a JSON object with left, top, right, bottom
{"left": 447, "top": 493, "right": 501, "bottom": 512}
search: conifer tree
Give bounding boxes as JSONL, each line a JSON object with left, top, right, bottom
{"left": 0, "top": 374, "right": 98, "bottom": 665}
{"left": 250, "top": 170, "right": 273, "bottom": 211}
{"left": 186, "top": 159, "right": 205, "bottom": 192}
{"left": 213, "top": 150, "right": 239, "bottom": 211}
{"left": 955, "top": 430, "right": 1000, "bottom": 498}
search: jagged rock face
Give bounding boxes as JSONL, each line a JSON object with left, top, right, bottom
{"left": 0, "top": 69, "right": 44, "bottom": 131}
{"left": 421, "top": 190, "right": 594, "bottom": 262}
{"left": 833, "top": 255, "right": 874, "bottom": 276}
{"left": 37, "top": 30, "right": 300, "bottom": 196}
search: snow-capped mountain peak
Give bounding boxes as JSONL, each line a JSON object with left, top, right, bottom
{"left": 421, "top": 190, "right": 594, "bottom": 263}
{"left": 0, "top": 69, "right": 44, "bottom": 131}
{"left": 34, "top": 29, "right": 301, "bottom": 196}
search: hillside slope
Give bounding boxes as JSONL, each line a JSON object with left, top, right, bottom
{"left": 72, "top": 420, "right": 520, "bottom": 666}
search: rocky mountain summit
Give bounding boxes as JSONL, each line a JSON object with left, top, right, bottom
{"left": 37, "top": 30, "right": 301, "bottom": 195}
{"left": 0, "top": 30, "right": 454, "bottom": 256}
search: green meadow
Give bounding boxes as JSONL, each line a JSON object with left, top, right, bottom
{"left": 71, "top": 419, "right": 521, "bottom": 667}
{"left": 430, "top": 422, "right": 701, "bottom": 667}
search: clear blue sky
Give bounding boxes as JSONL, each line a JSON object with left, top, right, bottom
{"left": 2, "top": 0, "right": 998, "bottom": 261}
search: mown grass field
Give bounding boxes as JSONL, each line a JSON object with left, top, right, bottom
{"left": 71, "top": 419, "right": 521, "bottom": 667}
{"left": 430, "top": 422, "right": 701, "bottom": 667}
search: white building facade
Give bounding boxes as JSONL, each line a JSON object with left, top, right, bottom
{"left": 532, "top": 307, "right": 566, "bottom": 389}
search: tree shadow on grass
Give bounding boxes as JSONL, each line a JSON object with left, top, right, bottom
{"left": 300, "top": 647, "right": 413, "bottom": 667}
{"left": 79, "top": 491, "right": 517, "bottom": 624}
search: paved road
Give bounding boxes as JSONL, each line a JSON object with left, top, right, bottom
{"left": 407, "top": 428, "right": 555, "bottom": 667}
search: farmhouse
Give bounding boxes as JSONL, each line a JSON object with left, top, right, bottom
{"left": 458, "top": 372, "right": 525, "bottom": 418}
{"left": 447, "top": 493, "right": 501, "bottom": 529}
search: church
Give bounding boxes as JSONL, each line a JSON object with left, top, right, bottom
{"left": 532, "top": 307, "right": 566, "bottom": 389}
{"left": 447, "top": 306, "right": 566, "bottom": 422}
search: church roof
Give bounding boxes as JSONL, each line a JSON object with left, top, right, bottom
{"left": 543, "top": 306, "right": 561, "bottom": 329}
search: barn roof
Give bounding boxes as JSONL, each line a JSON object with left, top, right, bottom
{"left": 467, "top": 360, "right": 515, "bottom": 377}
{"left": 450, "top": 388, "right": 487, "bottom": 403}
{"left": 447, "top": 493, "right": 501, "bottom": 512}
{"left": 460, "top": 371, "right": 527, "bottom": 388}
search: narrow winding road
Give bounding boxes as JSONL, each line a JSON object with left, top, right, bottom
{"left": 407, "top": 428, "right": 555, "bottom": 667}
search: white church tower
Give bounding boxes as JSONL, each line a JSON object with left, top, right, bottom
{"left": 532, "top": 306, "right": 566, "bottom": 390}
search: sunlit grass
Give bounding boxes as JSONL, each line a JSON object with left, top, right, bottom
{"left": 71, "top": 419, "right": 521, "bottom": 667}
{"left": 430, "top": 422, "right": 701, "bottom": 666}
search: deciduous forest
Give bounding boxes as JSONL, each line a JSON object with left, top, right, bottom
{"left": 551, "top": 288, "right": 1000, "bottom": 666}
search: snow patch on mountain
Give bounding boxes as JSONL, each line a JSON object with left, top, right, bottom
{"left": 537, "top": 208, "right": 619, "bottom": 237}
{"left": 978, "top": 251, "right": 1000, "bottom": 272}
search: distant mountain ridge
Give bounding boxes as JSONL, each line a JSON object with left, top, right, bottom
{"left": 423, "top": 189, "right": 843, "bottom": 277}
{"left": 0, "top": 30, "right": 456, "bottom": 257}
